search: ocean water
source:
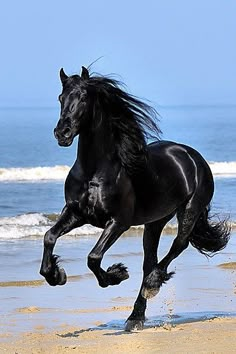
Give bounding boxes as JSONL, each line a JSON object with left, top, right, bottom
{"left": 0, "top": 105, "right": 236, "bottom": 239}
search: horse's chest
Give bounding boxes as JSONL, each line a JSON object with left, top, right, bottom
{"left": 88, "top": 182, "right": 102, "bottom": 207}
{"left": 86, "top": 181, "right": 110, "bottom": 220}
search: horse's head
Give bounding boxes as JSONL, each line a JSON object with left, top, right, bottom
{"left": 54, "top": 66, "right": 90, "bottom": 146}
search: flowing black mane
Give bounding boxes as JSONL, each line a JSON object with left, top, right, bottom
{"left": 84, "top": 74, "right": 161, "bottom": 175}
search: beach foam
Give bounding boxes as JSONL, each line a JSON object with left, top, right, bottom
{"left": 0, "top": 212, "right": 234, "bottom": 240}
{"left": 0, "top": 161, "right": 236, "bottom": 182}
{"left": 210, "top": 161, "right": 236, "bottom": 177}
{"left": 0, "top": 165, "right": 69, "bottom": 182}
{"left": 0, "top": 213, "right": 103, "bottom": 240}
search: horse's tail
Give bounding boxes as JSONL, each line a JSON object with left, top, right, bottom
{"left": 189, "top": 206, "right": 230, "bottom": 257}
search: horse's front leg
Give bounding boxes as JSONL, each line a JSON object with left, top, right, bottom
{"left": 40, "top": 203, "right": 84, "bottom": 286}
{"left": 87, "top": 219, "right": 129, "bottom": 287}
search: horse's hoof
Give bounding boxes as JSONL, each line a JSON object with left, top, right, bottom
{"left": 141, "top": 286, "right": 159, "bottom": 299}
{"left": 44, "top": 267, "right": 67, "bottom": 286}
{"left": 125, "top": 319, "right": 144, "bottom": 332}
{"left": 58, "top": 268, "right": 67, "bottom": 285}
{"left": 106, "top": 263, "right": 129, "bottom": 285}
{"left": 141, "top": 269, "right": 175, "bottom": 298}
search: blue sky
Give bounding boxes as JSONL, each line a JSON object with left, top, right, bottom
{"left": 0, "top": 0, "right": 235, "bottom": 106}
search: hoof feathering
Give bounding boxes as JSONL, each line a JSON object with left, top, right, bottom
{"left": 44, "top": 255, "right": 67, "bottom": 286}
{"left": 106, "top": 263, "right": 129, "bottom": 285}
{"left": 141, "top": 269, "right": 174, "bottom": 299}
{"left": 45, "top": 267, "right": 67, "bottom": 286}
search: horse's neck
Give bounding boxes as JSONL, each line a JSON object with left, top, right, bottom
{"left": 77, "top": 127, "right": 115, "bottom": 175}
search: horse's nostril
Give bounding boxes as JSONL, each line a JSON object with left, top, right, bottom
{"left": 54, "top": 126, "right": 72, "bottom": 140}
{"left": 63, "top": 127, "right": 72, "bottom": 138}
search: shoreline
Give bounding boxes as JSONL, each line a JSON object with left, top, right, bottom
{"left": 0, "top": 232, "right": 235, "bottom": 352}
{"left": 1, "top": 317, "right": 236, "bottom": 353}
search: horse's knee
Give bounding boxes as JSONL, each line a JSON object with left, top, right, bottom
{"left": 87, "top": 252, "right": 102, "bottom": 271}
{"left": 44, "top": 230, "right": 56, "bottom": 248}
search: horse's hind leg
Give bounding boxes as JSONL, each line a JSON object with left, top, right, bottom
{"left": 126, "top": 215, "right": 173, "bottom": 331}
{"left": 142, "top": 202, "right": 201, "bottom": 299}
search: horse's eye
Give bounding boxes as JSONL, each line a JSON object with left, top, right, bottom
{"left": 70, "top": 103, "right": 75, "bottom": 113}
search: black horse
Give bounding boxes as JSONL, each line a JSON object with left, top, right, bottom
{"left": 40, "top": 66, "right": 230, "bottom": 331}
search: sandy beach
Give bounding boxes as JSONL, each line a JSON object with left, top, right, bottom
{"left": 0, "top": 232, "right": 235, "bottom": 353}
{"left": 0, "top": 316, "right": 236, "bottom": 353}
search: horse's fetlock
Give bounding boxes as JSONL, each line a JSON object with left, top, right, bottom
{"left": 87, "top": 253, "right": 102, "bottom": 269}
{"left": 40, "top": 265, "right": 51, "bottom": 277}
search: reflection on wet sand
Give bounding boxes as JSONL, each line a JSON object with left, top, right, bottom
{"left": 218, "top": 262, "right": 236, "bottom": 269}
{"left": 0, "top": 274, "right": 94, "bottom": 287}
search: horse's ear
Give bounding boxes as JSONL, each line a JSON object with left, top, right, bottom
{"left": 81, "top": 66, "right": 89, "bottom": 80}
{"left": 60, "top": 68, "right": 68, "bottom": 84}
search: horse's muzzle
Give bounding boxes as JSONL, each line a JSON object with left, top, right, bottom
{"left": 54, "top": 127, "right": 73, "bottom": 147}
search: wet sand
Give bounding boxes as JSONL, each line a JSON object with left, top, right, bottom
{"left": 0, "top": 232, "right": 236, "bottom": 353}
{"left": 1, "top": 317, "right": 236, "bottom": 353}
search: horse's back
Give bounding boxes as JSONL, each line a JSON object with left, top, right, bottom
{"left": 148, "top": 140, "right": 212, "bottom": 176}
{"left": 148, "top": 140, "right": 214, "bottom": 200}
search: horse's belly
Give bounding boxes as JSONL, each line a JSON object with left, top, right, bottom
{"left": 132, "top": 181, "right": 190, "bottom": 225}
{"left": 133, "top": 202, "right": 176, "bottom": 225}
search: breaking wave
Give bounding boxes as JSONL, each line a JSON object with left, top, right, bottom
{"left": 0, "top": 212, "right": 234, "bottom": 240}
{"left": 0, "top": 213, "right": 103, "bottom": 240}
{"left": 0, "top": 162, "right": 236, "bottom": 182}
{"left": 0, "top": 166, "right": 69, "bottom": 182}
{"left": 209, "top": 161, "right": 236, "bottom": 177}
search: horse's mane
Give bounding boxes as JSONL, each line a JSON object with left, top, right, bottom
{"left": 84, "top": 73, "right": 161, "bottom": 176}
